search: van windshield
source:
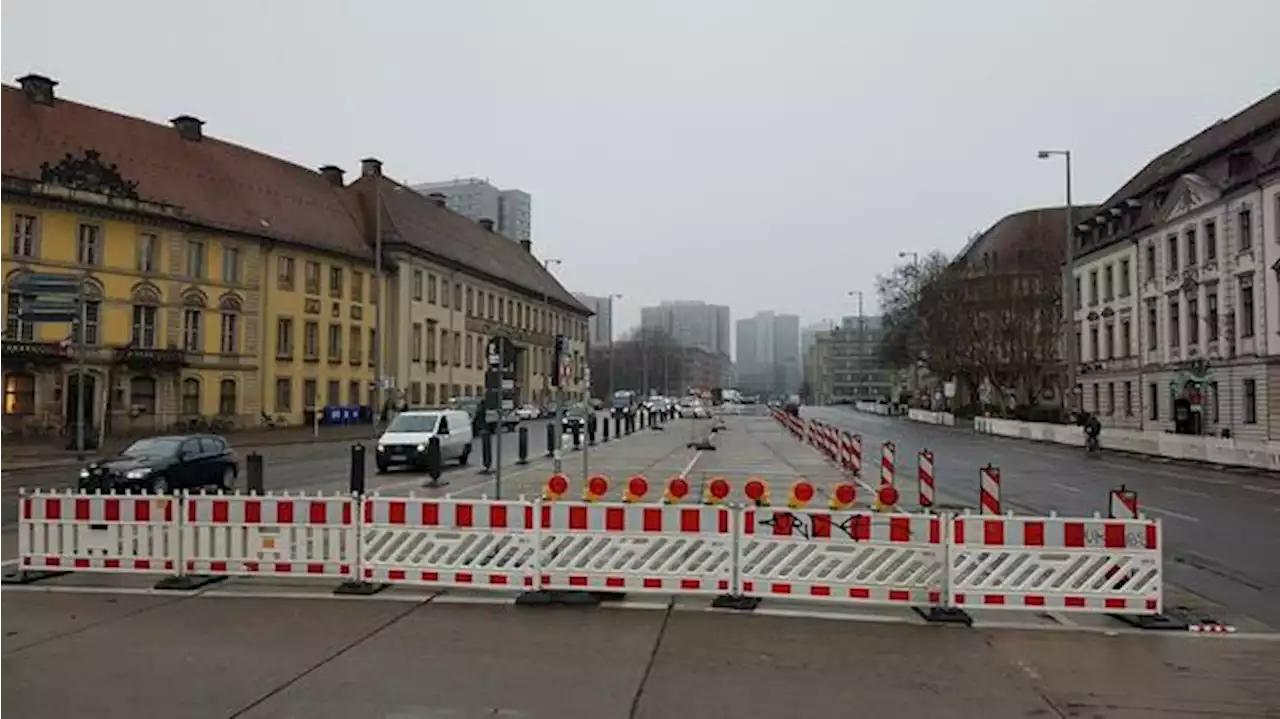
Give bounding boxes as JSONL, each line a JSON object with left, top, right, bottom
{"left": 386, "top": 413, "right": 440, "bottom": 433}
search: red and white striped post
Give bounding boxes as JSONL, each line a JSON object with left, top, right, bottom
{"left": 880, "top": 441, "right": 895, "bottom": 488}
{"left": 979, "top": 464, "right": 1001, "bottom": 515}
{"left": 825, "top": 426, "right": 838, "bottom": 461}
{"left": 917, "top": 449, "right": 935, "bottom": 508}
{"left": 1108, "top": 486, "right": 1138, "bottom": 519}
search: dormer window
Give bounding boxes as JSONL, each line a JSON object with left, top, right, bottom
{"left": 1227, "top": 150, "right": 1253, "bottom": 178}
{"left": 1153, "top": 189, "right": 1169, "bottom": 208}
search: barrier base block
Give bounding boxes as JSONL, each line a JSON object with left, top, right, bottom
{"left": 516, "top": 590, "right": 602, "bottom": 607}
{"left": 591, "top": 591, "right": 627, "bottom": 602}
{"left": 424, "top": 479, "right": 450, "bottom": 489}
{"left": 1, "top": 569, "right": 69, "bottom": 585}
{"left": 515, "top": 458, "right": 529, "bottom": 466}
{"left": 154, "top": 574, "right": 225, "bottom": 592}
{"left": 712, "top": 594, "right": 760, "bottom": 611}
{"left": 689, "top": 440, "right": 717, "bottom": 451}
{"left": 478, "top": 467, "right": 494, "bottom": 475}
{"left": 1111, "top": 612, "right": 1191, "bottom": 631}
{"left": 333, "top": 580, "right": 388, "bottom": 596}
{"left": 915, "top": 606, "right": 973, "bottom": 626}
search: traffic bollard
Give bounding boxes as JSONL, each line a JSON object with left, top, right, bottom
{"left": 517, "top": 425, "right": 529, "bottom": 465}
{"left": 640, "top": 411, "right": 647, "bottom": 429}
{"left": 614, "top": 415, "right": 622, "bottom": 438}
{"left": 602, "top": 416, "right": 611, "bottom": 442}
{"left": 349, "top": 443, "right": 366, "bottom": 495}
{"left": 572, "top": 423, "right": 582, "bottom": 450}
{"left": 424, "top": 436, "right": 443, "bottom": 486}
{"left": 588, "top": 415, "right": 598, "bottom": 446}
{"left": 481, "top": 430, "right": 494, "bottom": 474}
{"left": 545, "top": 422, "right": 556, "bottom": 458}
{"left": 245, "top": 452, "right": 264, "bottom": 493}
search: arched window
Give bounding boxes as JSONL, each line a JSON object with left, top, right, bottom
{"left": 130, "top": 283, "right": 162, "bottom": 348}
{"left": 182, "top": 290, "right": 206, "bottom": 353}
{"left": 3, "top": 372, "right": 36, "bottom": 414}
{"left": 130, "top": 376, "right": 157, "bottom": 414}
{"left": 181, "top": 377, "right": 201, "bottom": 415}
{"left": 218, "top": 293, "right": 243, "bottom": 354}
{"left": 218, "top": 378, "right": 237, "bottom": 416}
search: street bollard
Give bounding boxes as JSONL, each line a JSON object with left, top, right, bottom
{"left": 602, "top": 416, "right": 611, "bottom": 442}
{"left": 614, "top": 415, "right": 622, "bottom": 438}
{"left": 588, "top": 415, "right": 598, "bottom": 446}
{"left": 349, "top": 443, "right": 366, "bottom": 495}
{"left": 572, "top": 422, "right": 582, "bottom": 450}
{"left": 545, "top": 422, "right": 556, "bottom": 458}
{"left": 245, "top": 452, "right": 264, "bottom": 493}
{"left": 425, "top": 436, "right": 445, "bottom": 487}
{"left": 480, "top": 430, "right": 494, "bottom": 474}
{"left": 641, "top": 411, "right": 648, "bottom": 429}
{"left": 516, "top": 425, "right": 529, "bottom": 465}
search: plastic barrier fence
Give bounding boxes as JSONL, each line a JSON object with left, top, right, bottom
{"left": 12, "top": 490, "right": 1164, "bottom": 620}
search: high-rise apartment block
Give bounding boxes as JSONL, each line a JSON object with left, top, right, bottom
{"left": 411, "top": 178, "right": 532, "bottom": 243}
{"left": 573, "top": 293, "right": 616, "bottom": 346}
{"left": 639, "top": 301, "right": 731, "bottom": 357}
{"left": 735, "top": 311, "right": 802, "bottom": 397}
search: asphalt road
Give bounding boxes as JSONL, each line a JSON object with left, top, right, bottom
{"left": 5, "top": 590, "right": 1279, "bottom": 718}
{"left": 804, "top": 405, "right": 1280, "bottom": 631}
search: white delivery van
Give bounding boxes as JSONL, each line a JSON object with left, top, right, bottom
{"left": 375, "top": 409, "right": 473, "bottom": 473}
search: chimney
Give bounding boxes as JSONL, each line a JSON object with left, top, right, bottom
{"left": 17, "top": 74, "right": 57, "bottom": 105}
{"left": 170, "top": 115, "right": 204, "bottom": 141}
{"left": 427, "top": 192, "right": 447, "bottom": 207}
{"left": 318, "top": 165, "right": 345, "bottom": 187}
{"left": 478, "top": 218, "right": 495, "bottom": 231}
{"left": 360, "top": 157, "right": 383, "bottom": 178}
{"left": 520, "top": 239, "right": 532, "bottom": 253}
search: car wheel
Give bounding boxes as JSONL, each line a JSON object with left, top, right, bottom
{"left": 459, "top": 444, "right": 471, "bottom": 466}
{"left": 151, "top": 476, "right": 171, "bottom": 495}
{"left": 220, "top": 465, "right": 237, "bottom": 492}
{"left": 375, "top": 461, "right": 389, "bottom": 475}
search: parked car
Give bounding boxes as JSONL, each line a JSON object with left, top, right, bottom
{"left": 78, "top": 435, "right": 239, "bottom": 493}
{"left": 376, "top": 409, "right": 474, "bottom": 473}
{"left": 562, "top": 402, "right": 592, "bottom": 431}
{"left": 516, "top": 404, "right": 539, "bottom": 421}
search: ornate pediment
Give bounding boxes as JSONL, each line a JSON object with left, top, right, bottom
{"left": 38, "top": 150, "right": 139, "bottom": 199}
{"left": 1159, "top": 173, "right": 1219, "bottom": 225}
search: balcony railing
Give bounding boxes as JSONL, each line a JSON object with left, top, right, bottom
{"left": 112, "top": 346, "right": 187, "bottom": 370}
{"left": 2, "top": 339, "right": 70, "bottom": 365}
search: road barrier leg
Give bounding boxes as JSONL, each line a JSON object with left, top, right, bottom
{"left": 349, "top": 443, "right": 366, "bottom": 495}
{"left": 480, "top": 431, "right": 494, "bottom": 474}
{"left": 245, "top": 452, "right": 265, "bottom": 493}
{"left": 516, "top": 426, "right": 529, "bottom": 465}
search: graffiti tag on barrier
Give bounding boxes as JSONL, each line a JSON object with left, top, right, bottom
{"left": 758, "top": 511, "right": 895, "bottom": 542}
{"left": 1082, "top": 527, "right": 1148, "bottom": 549}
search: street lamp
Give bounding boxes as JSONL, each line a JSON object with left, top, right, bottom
{"left": 607, "top": 293, "right": 622, "bottom": 397}
{"left": 541, "top": 258, "right": 564, "bottom": 449}
{"left": 1038, "top": 148, "right": 1077, "bottom": 410}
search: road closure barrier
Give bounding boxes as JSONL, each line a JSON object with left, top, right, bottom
{"left": 8, "top": 489, "right": 1167, "bottom": 624}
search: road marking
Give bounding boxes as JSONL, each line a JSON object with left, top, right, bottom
{"left": 1048, "top": 482, "right": 1081, "bottom": 494}
{"left": 1162, "top": 486, "right": 1210, "bottom": 498}
{"left": 2, "top": 558, "right": 18, "bottom": 568}
{"left": 678, "top": 451, "right": 703, "bottom": 479}
{"left": 1243, "top": 484, "right": 1280, "bottom": 496}
{"left": 1139, "top": 504, "right": 1201, "bottom": 523}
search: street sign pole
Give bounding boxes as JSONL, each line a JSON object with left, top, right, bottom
{"left": 75, "top": 277, "right": 87, "bottom": 458}
{"left": 582, "top": 366, "right": 591, "bottom": 481}
{"left": 13, "top": 271, "right": 88, "bottom": 457}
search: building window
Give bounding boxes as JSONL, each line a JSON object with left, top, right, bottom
{"left": 1243, "top": 379, "right": 1257, "bottom": 424}
{"left": 1146, "top": 301, "right": 1158, "bottom": 351}
{"left": 183, "top": 308, "right": 203, "bottom": 352}
{"left": 1092, "top": 384, "right": 1100, "bottom": 413}
{"left": 413, "top": 270, "right": 423, "bottom": 301}
{"left": 498, "top": 297, "right": 506, "bottom": 323}
{"left": 329, "top": 266, "right": 343, "bottom": 299}
{"left": 464, "top": 332, "right": 474, "bottom": 367}
{"left": 304, "top": 320, "right": 319, "bottom": 360}
{"left": 369, "top": 328, "right": 378, "bottom": 366}
{"left": 5, "top": 292, "right": 33, "bottom": 340}
{"left": 327, "top": 323, "right": 342, "bottom": 362}
{"left": 439, "top": 383, "right": 449, "bottom": 403}
{"left": 425, "top": 383, "right": 436, "bottom": 406}
{"left": 1185, "top": 227, "right": 1197, "bottom": 267}
{"left": 1209, "top": 381, "right": 1220, "bottom": 423}
{"left": 1186, "top": 297, "right": 1198, "bottom": 345}
{"left": 305, "top": 261, "right": 321, "bottom": 295}
{"left": 1088, "top": 325, "right": 1099, "bottom": 361}
{"left": 352, "top": 272, "right": 363, "bottom": 303}
{"left": 1167, "top": 297, "right": 1179, "bottom": 348}
{"left": 410, "top": 381, "right": 422, "bottom": 406}
{"left": 1103, "top": 265, "right": 1113, "bottom": 301}
{"left": 181, "top": 377, "right": 201, "bottom": 415}
{"left": 222, "top": 247, "right": 240, "bottom": 284}
{"left": 220, "top": 312, "right": 238, "bottom": 354}
{"left": 303, "top": 379, "right": 318, "bottom": 409}
{"left": 276, "top": 318, "right": 294, "bottom": 359}
{"left": 327, "top": 380, "right": 340, "bottom": 406}
{"left": 275, "top": 378, "right": 292, "bottom": 412}
{"left": 3, "top": 372, "right": 36, "bottom": 415}
{"left": 75, "top": 223, "right": 102, "bottom": 265}
{"left": 1145, "top": 243, "right": 1156, "bottom": 281}
{"left": 219, "top": 379, "right": 237, "bottom": 416}
{"left": 132, "top": 305, "right": 158, "bottom": 348}
{"left": 425, "top": 324, "right": 437, "bottom": 365}
{"left": 130, "top": 377, "right": 157, "bottom": 415}
{"left": 441, "top": 331, "right": 451, "bottom": 366}
{"left": 349, "top": 326, "right": 362, "bottom": 364}
{"left": 1239, "top": 274, "right": 1255, "bottom": 338}
{"left": 487, "top": 293, "right": 495, "bottom": 319}
{"left": 428, "top": 274, "right": 438, "bottom": 304}
{"left": 186, "top": 238, "right": 205, "bottom": 278}
{"left": 72, "top": 299, "right": 101, "bottom": 345}
{"left": 1123, "top": 381, "right": 1133, "bottom": 416}
{"left": 1120, "top": 319, "right": 1131, "bottom": 357}
{"left": 1106, "top": 383, "right": 1115, "bottom": 416}
{"left": 453, "top": 331, "right": 462, "bottom": 365}
{"left": 349, "top": 380, "right": 361, "bottom": 406}
{"left": 11, "top": 214, "right": 38, "bottom": 257}
{"left": 278, "top": 256, "right": 296, "bottom": 291}
{"left": 1207, "top": 289, "right": 1220, "bottom": 341}
{"left": 1119, "top": 259, "right": 1130, "bottom": 297}
{"left": 1148, "top": 383, "right": 1159, "bottom": 421}
{"left": 138, "top": 232, "right": 159, "bottom": 272}
{"left": 1204, "top": 220, "right": 1217, "bottom": 261}
{"left": 1238, "top": 207, "right": 1252, "bottom": 251}
{"left": 441, "top": 279, "right": 451, "bottom": 309}
{"left": 454, "top": 283, "right": 462, "bottom": 309}
{"left": 466, "top": 287, "right": 474, "bottom": 315}
{"left": 412, "top": 323, "right": 423, "bottom": 362}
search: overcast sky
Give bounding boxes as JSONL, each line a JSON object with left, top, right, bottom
{"left": 3, "top": 1, "right": 1278, "bottom": 337}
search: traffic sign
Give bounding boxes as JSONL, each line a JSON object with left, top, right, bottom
{"left": 12, "top": 272, "right": 82, "bottom": 295}
{"left": 17, "top": 294, "right": 80, "bottom": 323}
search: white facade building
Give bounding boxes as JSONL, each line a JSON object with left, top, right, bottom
{"left": 1071, "top": 94, "right": 1279, "bottom": 441}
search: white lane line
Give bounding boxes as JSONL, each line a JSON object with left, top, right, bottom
{"left": 1139, "top": 504, "right": 1201, "bottom": 523}
{"left": 2, "top": 558, "right": 18, "bottom": 568}
{"left": 1243, "top": 484, "right": 1280, "bottom": 496}
{"left": 1048, "top": 482, "right": 1081, "bottom": 494}
{"left": 678, "top": 451, "right": 703, "bottom": 479}
{"left": 1162, "top": 486, "right": 1210, "bottom": 499}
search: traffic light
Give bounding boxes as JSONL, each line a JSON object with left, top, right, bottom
{"left": 551, "top": 334, "right": 566, "bottom": 387}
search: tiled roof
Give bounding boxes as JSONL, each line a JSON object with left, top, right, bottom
{"left": 1091, "top": 89, "right": 1280, "bottom": 216}
{"left": 955, "top": 205, "right": 1097, "bottom": 267}
{"left": 1, "top": 82, "right": 369, "bottom": 259}
{"left": 349, "top": 174, "right": 590, "bottom": 315}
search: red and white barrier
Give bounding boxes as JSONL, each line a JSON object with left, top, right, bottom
{"left": 979, "top": 466, "right": 1001, "bottom": 515}
{"left": 18, "top": 491, "right": 178, "bottom": 575}
{"left": 739, "top": 508, "right": 944, "bottom": 606}
{"left": 918, "top": 450, "right": 935, "bottom": 508}
{"left": 1109, "top": 488, "right": 1138, "bottom": 519}
{"left": 840, "top": 432, "right": 862, "bottom": 475}
{"left": 949, "top": 514, "right": 1162, "bottom": 613}
{"left": 184, "top": 493, "right": 356, "bottom": 579}
{"left": 880, "top": 441, "right": 896, "bottom": 488}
